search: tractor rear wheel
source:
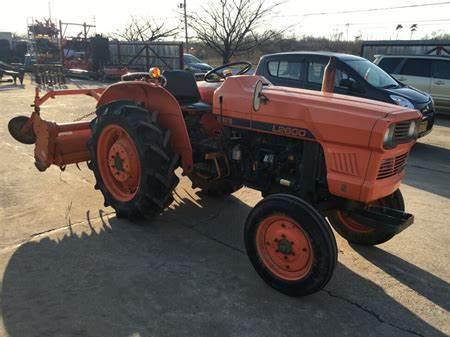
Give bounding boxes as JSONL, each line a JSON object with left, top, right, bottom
{"left": 327, "top": 189, "right": 405, "bottom": 245}
{"left": 88, "top": 101, "right": 179, "bottom": 220}
{"left": 244, "top": 194, "right": 337, "bottom": 296}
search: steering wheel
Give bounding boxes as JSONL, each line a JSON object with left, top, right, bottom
{"left": 204, "top": 61, "right": 252, "bottom": 82}
{"left": 121, "top": 72, "right": 167, "bottom": 86}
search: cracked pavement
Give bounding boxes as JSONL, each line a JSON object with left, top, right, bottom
{"left": 0, "top": 79, "right": 449, "bottom": 337}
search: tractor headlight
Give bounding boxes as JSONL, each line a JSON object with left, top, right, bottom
{"left": 408, "top": 120, "right": 418, "bottom": 138}
{"left": 390, "top": 95, "right": 415, "bottom": 109}
{"left": 383, "top": 124, "right": 395, "bottom": 148}
{"left": 383, "top": 120, "right": 417, "bottom": 149}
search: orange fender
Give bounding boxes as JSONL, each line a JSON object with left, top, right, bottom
{"left": 97, "top": 81, "right": 193, "bottom": 172}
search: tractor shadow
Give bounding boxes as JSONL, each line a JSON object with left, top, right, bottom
{"left": 405, "top": 142, "right": 450, "bottom": 199}
{"left": 0, "top": 84, "right": 25, "bottom": 91}
{"left": 352, "top": 244, "right": 450, "bottom": 312}
{"left": 1, "top": 190, "right": 447, "bottom": 337}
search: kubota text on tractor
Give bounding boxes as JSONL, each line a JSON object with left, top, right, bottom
{"left": 8, "top": 59, "right": 420, "bottom": 296}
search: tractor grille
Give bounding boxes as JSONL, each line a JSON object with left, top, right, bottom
{"left": 330, "top": 152, "right": 359, "bottom": 176}
{"left": 393, "top": 121, "right": 412, "bottom": 143}
{"left": 377, "top": 152, "right": 409, "bottom": 180}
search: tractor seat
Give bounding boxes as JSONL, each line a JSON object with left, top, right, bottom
{"left": 163, "top": 70, "right": 211, "bottom": 112}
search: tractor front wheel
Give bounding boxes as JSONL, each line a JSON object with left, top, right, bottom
{"left": 327, "top": 189, "right": 405, "bottom": 245}
{"left": 88, "top": 101, "right": 179, "bottom": 220}
{"left": 244, "top": 194, "right": 337, "bottom": 296}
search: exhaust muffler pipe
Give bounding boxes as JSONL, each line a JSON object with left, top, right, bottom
{"left": 321, "top": 56, "right": 337, "bottom": 94}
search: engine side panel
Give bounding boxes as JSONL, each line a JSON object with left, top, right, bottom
{"left": 212, "top": 76, "right": 420, "bottom": 203}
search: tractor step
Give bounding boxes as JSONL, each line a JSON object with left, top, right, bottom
{"left": 347, "top": 206, "right": 414, "bottom": 235}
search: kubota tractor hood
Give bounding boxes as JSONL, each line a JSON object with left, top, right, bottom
{"left": 265, "top": 84, "right": 418, "bottom": 119}
{"left": 213, "top": 76, "right": 420, "bottom": 148}
{"left": 214, "top": 75, "right": 418, "bottom": 120}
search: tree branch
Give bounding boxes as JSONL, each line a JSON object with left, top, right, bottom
{"left": 189, "top": 0, "right": 285, "bottom": 64}
{"left": 111, "top": 16, "right": 179, "bottom": 42}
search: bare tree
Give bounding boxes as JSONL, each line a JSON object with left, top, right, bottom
{"left": 112, "top": 16, "right": 179, "bottom": 42}
{"left": 428, "top": 31, "right": 450, "bottom": 40}
{"left": 189, "top": 0, "right": 285, "bottom": 64}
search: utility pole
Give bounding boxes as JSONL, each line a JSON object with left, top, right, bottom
{"left": 179, "top": 1, "right": 189, "bottom": 51}
{"left": 183, "top": 0, "right": 189, "bottom": 51}
{"left": 48, "top": 0, "right": 52, "bottom": 20}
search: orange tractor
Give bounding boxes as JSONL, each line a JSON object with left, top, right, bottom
{"left": 8, "top": 59, "right": 420, "bottom": 296}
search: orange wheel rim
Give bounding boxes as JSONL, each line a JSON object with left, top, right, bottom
{"left": 256, "top": 215, "right": 314, "bottom": 281}
{"left": 337, "top": 198, "right": 387, "bottom": 233}
{"left": 97, "top": 125, "right": 141, "bottom": 202}
{"left": 337, "top": 211, "right": 374, "bottom": 233}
